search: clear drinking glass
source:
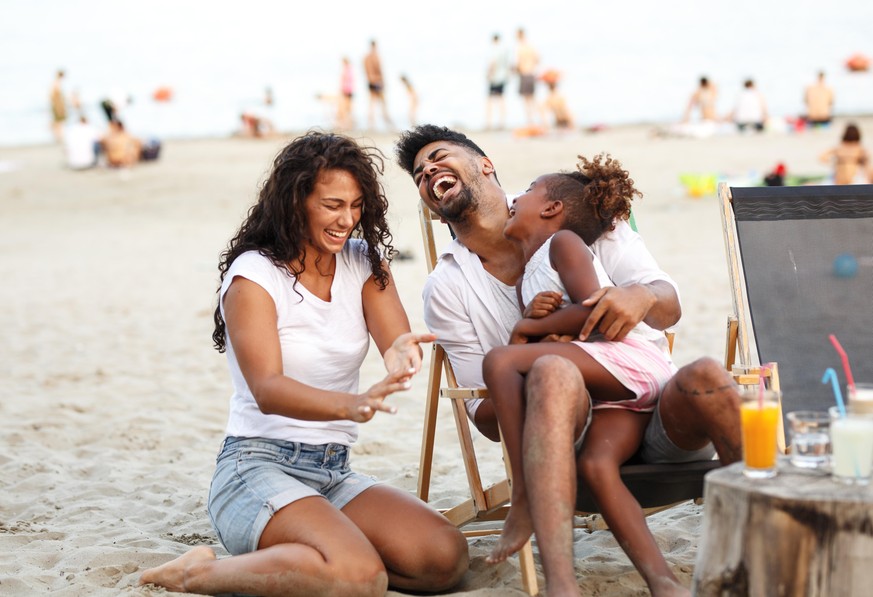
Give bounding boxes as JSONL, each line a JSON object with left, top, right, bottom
{"left": 786, "top": 410, "right": 830, "bottom": 469}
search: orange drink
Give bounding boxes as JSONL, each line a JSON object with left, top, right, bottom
{"left": 741, "top": 390, "right": 780, "bottom": 478}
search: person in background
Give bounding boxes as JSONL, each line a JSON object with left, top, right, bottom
{"left": 541, "top": 74, "right": 574, "bottom": 131}
{"left": 101, "top": 121, "right": 141, "bottom": 168}
{"left": 682, "top": 76, "right": 718, "bottom": 123}
{"left": 515, "top": 28, "right": 540, "bottom": 126}
{"left": 486, "top": 33, "right": 511, "bottom": 130}
{"left": 50, "top": 69, "right": 67, "bottom": 142}
{"left": 804, "top": 71, "right": 834, "bottom": 127}
{"left": 363, "top": 39, "right": 395, "bottom": 131}
{"left": 338, "top": 56, "right": 355, "bottom": 130}
{"left": 820, "top": 122, "right": 870, "bottom": 184}
{"left": 139, "top": 132, "right": 467, "bottom": 597}
{"left": 64, "top": 115, "right": 99, "bottom": 170}
{"left": 400, "top": 74, "right": 418, "bottom": 127}
{"left": 730, "top": 79, "right": 768, "bottom": 133}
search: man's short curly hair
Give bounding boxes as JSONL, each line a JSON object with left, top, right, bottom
{"left": 395, "top": 125, "right": 487, "bottom": 176}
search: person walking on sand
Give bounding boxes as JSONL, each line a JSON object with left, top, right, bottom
{"left": 50, "top": 69, "right": 67, "bottom": 142}
{"left": 515, "top": 28, "right": 540, "bottom": 126}
{"left": 139, "top": 132, "right": 468, "bottom": 597}
{"left": 804, "top": 71, "right": 834, "bottom": 126}
{"left": 486, "top": 33, "right": 511, "bottom": 130}
{"left": 364, "top": 39, "right": 395, "bottom": 131}
{"left": 820, "top": 123, "right": 870, "bottom": 184}
{"left": 396, "top": 124, "right": 741, "bottom": 597}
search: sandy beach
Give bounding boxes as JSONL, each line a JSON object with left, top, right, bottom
{"left": 0, "top": 119, "right": 866, "bottom": 595}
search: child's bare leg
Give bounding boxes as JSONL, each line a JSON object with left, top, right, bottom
{"left": 482, "top": 345, "right": 536, "bottom": 563}
{"left": 484, "top": 343, "right": 631, "bottom": 567}
{"left": 578, "top": 410, "right": 690, "bottom": 597}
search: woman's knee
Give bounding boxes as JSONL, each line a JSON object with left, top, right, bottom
{"left": 267, "top": 543, "right": 387, "bottom": 596}
{"left": 416, "top": 525, "right": 469, "bottom": 590}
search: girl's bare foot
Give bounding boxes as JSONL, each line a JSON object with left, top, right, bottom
{"left": 650, "top": 576, "right": 691, "bottom": 597}
{"left": 485, "top": 505, "right": 533, "bottom": 564}
{"left": 139, "top": 546, "right": 216, "bottom": 592}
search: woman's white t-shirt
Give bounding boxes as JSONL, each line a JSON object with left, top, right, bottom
{"left": 218, "top": 241, "right": 374, "bottom": 446}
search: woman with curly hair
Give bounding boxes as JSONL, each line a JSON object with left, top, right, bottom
{"left": 141, "top": 131, "right": 467, "bottom": 597}
{"left": 482, "top": 154, "right": 684, "bottom": 596}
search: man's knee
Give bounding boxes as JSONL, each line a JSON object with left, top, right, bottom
{"left": 664, "top": 357, "right": 739, "bottom": 422}
{"left": 526, "top": 355, "right": 587, "bottom": 411}
{"left": 671, "top": 358, "right": 735, "bottom": 402}
{"left": 527, "top": 354, "right": 582, "bottom": 390}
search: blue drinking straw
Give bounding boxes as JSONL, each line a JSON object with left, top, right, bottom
{"left": 823, "top": 367, "right": 860, "bottom": 479}
{"left": 822, "top": 368, "right": 847, "bottom": 417}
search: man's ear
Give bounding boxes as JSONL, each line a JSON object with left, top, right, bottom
{"left": 541, "top": 200, "right": 564, "bottom": 219}
{"left": 482, "top": 157, "right": 495, "bottom": 175}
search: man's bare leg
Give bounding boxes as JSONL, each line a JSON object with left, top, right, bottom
{"left": 520, "top": 355, "right": 589, "bottom": 596}
{"left": 659, "top": 357, "right": 742, "bottom": 464}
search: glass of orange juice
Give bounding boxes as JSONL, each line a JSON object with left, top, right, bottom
{"left": 740, "top": 389, "right": 780, "bottom": 478}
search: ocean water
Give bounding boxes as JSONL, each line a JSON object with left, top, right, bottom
{"left": 2, "top": 0, "right": 872, "bottom": 146}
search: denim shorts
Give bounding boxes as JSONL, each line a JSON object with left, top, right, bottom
{"left": 639, "top": 403, "right": 717, "bottom": 463}
{"left": 207, "top": 437, "right": 378, "bottom": 555}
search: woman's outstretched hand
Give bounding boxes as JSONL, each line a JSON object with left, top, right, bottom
{"left": 384, "top": 332, "right": 436, "bottom": 376}
{"left": 350, "top": 368, "right": 414, "bottom": 422}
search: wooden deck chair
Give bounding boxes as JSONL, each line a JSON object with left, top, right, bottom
{"left": 417, "top": 202, "right": 723, "bottom": 595}
{"left": 720, "top": 182, "right": 873, "bottom": 441}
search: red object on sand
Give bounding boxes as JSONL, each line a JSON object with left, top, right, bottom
{"left": 846, "top": 54, "right": 870, "bottom": 72}
{"left": 153, "top": 87, "right": 173, "bottom": 102}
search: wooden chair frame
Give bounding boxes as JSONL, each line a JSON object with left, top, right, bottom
{"left": 720, "top": 183, "right": 786, "bottom": 450}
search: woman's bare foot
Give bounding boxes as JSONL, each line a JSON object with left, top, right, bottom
{"left": 485, "top": 504, "right": 533, "bottom": 564}
{"left": 139, "top": 546, "right": 216, "bottom": 592}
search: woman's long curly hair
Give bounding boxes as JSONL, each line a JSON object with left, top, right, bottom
{"left": 546, "top": 153, "right": 641, "bottom": 245}
{"left": 212, "top": 131, "right": 394, "bottom": 352}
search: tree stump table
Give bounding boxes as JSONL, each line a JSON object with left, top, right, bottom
{"left": 693, "top": 460, "right": 873, "bottom": 597}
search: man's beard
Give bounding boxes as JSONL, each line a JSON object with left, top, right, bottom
{"left": 438, "top": 179, "right": 480, "bottom": 224}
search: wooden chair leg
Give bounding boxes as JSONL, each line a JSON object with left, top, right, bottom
{"left": 518, "top": 539, "right": 539, "bottom": 595}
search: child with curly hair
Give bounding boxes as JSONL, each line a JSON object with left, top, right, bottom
{"left": 484, "top": 154, "right": 687, "bottom": 596}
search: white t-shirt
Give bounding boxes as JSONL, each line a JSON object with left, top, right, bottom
{"left": 64, "top": 121, "right": 99, "bottom": 169}
{"left": 219, "top": 242, "right": 373, "bottom": 446}
{"left": 423, "top": 219, "right": 679, "bottom": 413}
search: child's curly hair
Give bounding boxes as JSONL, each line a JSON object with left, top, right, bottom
{"left": 546, "top": 153, "right": 641, "bottom": 245}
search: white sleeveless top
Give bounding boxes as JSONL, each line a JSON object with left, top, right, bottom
{"left": 520, "top": 235, "right": 667, "bottom": 347}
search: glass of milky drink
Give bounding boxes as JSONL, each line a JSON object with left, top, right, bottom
{"left": 849, "top": 383, "right": 873, "bottom": 415}
{"left": 829, "top": 406, "right": 873, "bottom": 485}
